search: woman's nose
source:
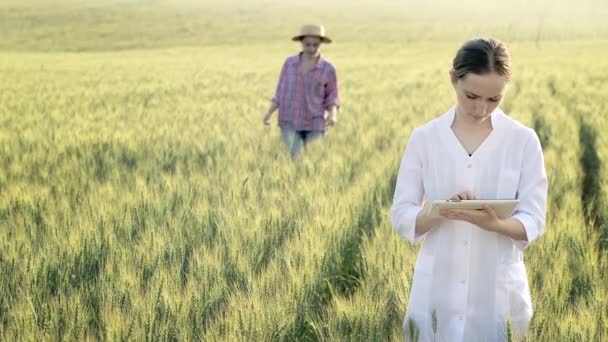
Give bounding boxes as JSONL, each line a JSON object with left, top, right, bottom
{"left": 476, "top": 99, "right": 487, "bottom": 114}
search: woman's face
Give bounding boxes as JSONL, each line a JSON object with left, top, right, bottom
{"left": 301, "top": 36, "right": 322, "bottom": 55}
{"left": 453, "top": 72, "right": 508, "bottom": 120}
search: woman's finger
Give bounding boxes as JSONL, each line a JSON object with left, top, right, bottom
{"left": 448, "top": 210, "right": 465, "bottom": 218}
{"left": 440, "top": 209, "right": 453, "bottom": 217}
{"left": 483, "top": 205, "right": 497, "bottom": 218}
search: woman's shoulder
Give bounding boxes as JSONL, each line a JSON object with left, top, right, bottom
{"left": 498, "top": 110, "right": 538, "bottom": 141}
{"left": 401, "top": 116, "right": 445, "bottom": 152}
{"left": 320, "top": 57, "right": 336, "bottom": 69}
{"left": 285, "top": 54, "right": 298, "bottom": 63}
{"left": 411, "top": 111, "right": 449, "bottom": 138}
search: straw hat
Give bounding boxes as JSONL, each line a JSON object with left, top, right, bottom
{"left": 292, "top": 24, "right": 332, "bottom": 43}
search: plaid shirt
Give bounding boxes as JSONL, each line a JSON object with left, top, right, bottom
{"left": 272, "top": 53, "right": 340, "bottom": 132}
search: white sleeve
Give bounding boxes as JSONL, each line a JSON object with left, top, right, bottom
{"left": 389, "top": 128, "right": 427, "bottom": 244}
{"left": 511, "top": 130, "right": 549, "bottom": 250}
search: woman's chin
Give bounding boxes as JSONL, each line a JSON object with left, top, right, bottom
{"left": 469, "top": 112, "right": 491, "bottom": 120}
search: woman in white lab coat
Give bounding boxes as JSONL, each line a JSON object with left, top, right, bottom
{"left": 390, "top": 37, "right": 548, "bottom": 342}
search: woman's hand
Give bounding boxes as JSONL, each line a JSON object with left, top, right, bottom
{"left": 263, "top": 111, "right": 273, "bottom": 125}
{"left": 440, "top": 205, "right": 501, "bottom": 232}
{"left": 324, "top": 107, "right": 338, "bottom": 128}
{"left": 450, "top": 191, "right": 477, "bottom": 200}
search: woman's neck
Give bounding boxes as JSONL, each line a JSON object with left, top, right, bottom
{"left": 453, "top": 107, "right": 493, "bottom": 131}
{"left": 301, "top": 51, "right": 320, "bottom": 61}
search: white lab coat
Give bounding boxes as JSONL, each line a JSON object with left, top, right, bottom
{"left": 390, "top": 106, "right": 548, "bottom": 342}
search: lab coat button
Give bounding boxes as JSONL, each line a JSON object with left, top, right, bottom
{"left": 466, "top": 163, "right": 472, "bottom": 168}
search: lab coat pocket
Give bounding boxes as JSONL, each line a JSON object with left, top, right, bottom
{"left": 497, "top": 236, "right": 524, "bottom": 264}
{"left": 497, "top": 169, "right": 520, "bottom": 200}
{"left": 408, "top": 252, "right": 435, "bottom": 314}
{"left": 496, "top": 261, "right": 533, "bottom": 323}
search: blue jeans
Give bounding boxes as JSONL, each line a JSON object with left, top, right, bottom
{"left": 280, "top": 126, "right": 325, "bottom": 158}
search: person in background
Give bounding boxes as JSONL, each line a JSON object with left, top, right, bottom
{"left": 263, "top": 24, "right": 340, "bottom": 159}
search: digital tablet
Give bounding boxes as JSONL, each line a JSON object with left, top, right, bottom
{"left": 428, "top": 199, "right": 519, "bottom": 218}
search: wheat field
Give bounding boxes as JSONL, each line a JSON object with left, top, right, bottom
{"left": 0, "top": 0, "right": 607, "bottom": 341}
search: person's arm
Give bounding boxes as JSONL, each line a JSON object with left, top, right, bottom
{"left": 490, "top": 217, "right": 528, "bottom": 241}
{"left": 440, "top": 206, "right": 530, "bottom": 241}
{"left": 263, "top": 102, "right": 279, "bottom": 125}
{"left": 323, "top": 66, "right": 340, "bottom": 127}
{"left": 264, "top": 60, "right": 288, "bottom": 125}
{"left": 508, "top": 130, "right": 549, "bottom": 249}
{"left": 415, "top": 209, "right": 442, "bottom": 237}
{"left": 324, "top": 105, "right": 338, "bottom": 128}
{"left": 390, "top": 129, "right": 441, "bottom": 243}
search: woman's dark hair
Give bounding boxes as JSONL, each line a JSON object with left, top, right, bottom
{"left": 451, "top": 37, "right": 512, "bottom": 82}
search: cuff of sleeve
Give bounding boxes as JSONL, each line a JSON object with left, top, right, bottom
{"left": 394, "top": 205, "right": 427, "bottom": 245}
{"left": 512, "top": 212, "right": 539, "bottom": 250}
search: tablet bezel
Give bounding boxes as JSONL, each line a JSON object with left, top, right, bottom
{"left": 428, "top": 199, "right": 519, "bottom": 218}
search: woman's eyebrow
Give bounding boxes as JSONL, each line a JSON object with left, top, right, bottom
{"left": 465, "top": 90, "right": 502, "bottom": 99}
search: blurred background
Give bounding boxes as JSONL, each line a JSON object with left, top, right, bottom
{"left": 0, "top": 0, "right": 607, "bottom": 341}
